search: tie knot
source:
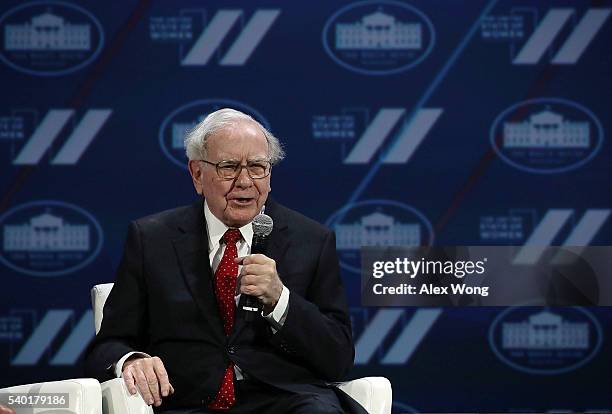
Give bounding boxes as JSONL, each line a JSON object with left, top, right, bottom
{"left": 223, "top": 228, "right": 242, "bottom": 245}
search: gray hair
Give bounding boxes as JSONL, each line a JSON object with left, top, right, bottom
{"left": 184, "top": 108, "right": 285, "bottom": 164}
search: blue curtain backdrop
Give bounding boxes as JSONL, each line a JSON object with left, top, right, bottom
{"left": 1, "top": 0, "right": 610, "bottom": 412}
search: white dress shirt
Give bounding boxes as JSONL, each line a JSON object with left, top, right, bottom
{"left": 114, "top": 201, "right": 290, "bottom": 378}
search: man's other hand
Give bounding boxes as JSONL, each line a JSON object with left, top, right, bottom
{"left": 0, "top": 404, "right": 15, "bottom": 414}
{"left": 122, "top": 356, "right": 174, "bottom": 407}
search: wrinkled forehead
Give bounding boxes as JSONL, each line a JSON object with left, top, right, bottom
{"left": 207, "top": 120, "right": 269, "bottom": 158}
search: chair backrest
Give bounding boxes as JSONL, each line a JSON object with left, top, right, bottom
{"left": 91, "top": 283, "right": 114, "bottom": 334}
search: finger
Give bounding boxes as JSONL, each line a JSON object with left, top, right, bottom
{"left": 133, "top": 366, "right": 155, "bottom": 405}
{"left": 236, "top": 254, "right": 269, "bottom": 265}
{"left": 169, "top": 383, "right": 175, "bottom": 394}
{"left": 240, "top": 263, "right": 269, "bottom": 277}
{"left": 142, "top": 362, "right": 161, "bottom": 406}
{"left": 152, "top": 357, "right": 170, "bottom": 397}
{"left": 240, "top": 284, "right": 263, "bottom": 297}
{"left": 240, "top": 274, "right": 257, "bottom": 287}
{"left": 123, "top": 366, "right": 138, "bottom": 395}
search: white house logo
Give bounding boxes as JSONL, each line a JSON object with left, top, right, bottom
{"left": 488, "top": 307, "right": 602, "bottom": 374}
{"left": 326, "top": 199, "right": 433, "bottom": 274}
{"left": 0, "top": 1, "right": 104, "bottom": 76}
{"left": 322, "top": 0, "right": 435, "bottom": 75}
{"left": 490, "top": 98, "right": 603, "bottom": 174}
{"left": 159, "top": 99, "right": 271, "bottom": 168}
{"left": 0, "top": 200, "right": 103, "bottom": 277}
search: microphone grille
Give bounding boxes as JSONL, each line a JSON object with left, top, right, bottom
{"left": 252, "top": 214, "right": 273, "bottom": 237}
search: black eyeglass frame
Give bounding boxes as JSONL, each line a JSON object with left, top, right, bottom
{"left": 199, "top": 159, "right": 272, "bottom": 180}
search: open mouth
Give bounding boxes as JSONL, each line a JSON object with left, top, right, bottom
{"left": 231, "top": 197, "right": 254, "bottom": 205}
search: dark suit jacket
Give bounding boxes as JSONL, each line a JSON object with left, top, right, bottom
{"left": 84, "top": 199, "right": 359, "bottom": 411}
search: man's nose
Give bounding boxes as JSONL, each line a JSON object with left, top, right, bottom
{"left": 235, "top": 166, "right": 253, "bottom": 188}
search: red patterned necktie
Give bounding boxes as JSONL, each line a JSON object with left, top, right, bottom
{"left": 208, "top": 228, "right": 241, "bottom": 410}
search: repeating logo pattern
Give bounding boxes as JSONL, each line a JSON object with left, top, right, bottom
{"left": 490, "top": 98, "right": 604, "bottom": 173}
{"left": 4, "top": 109, "right": 111, "bottom": 165}
{"left": 0, "top": 201, "right": 103, "bottom": 277}
{"left": 326, "top": 199, "right": 434, "bottom": 274}
{"left": 323, "top": 0, "right": 435, "bottom": 75}
{"left": 313, "top": 107, "right": 443, "bottom": 164}
{"left": 159, "top": 99, "right": 271, "bottom": 168}
{"left": 512, "top": 8, "right": 610, "bottom": 65}
{"left": 352, "top": 308, "right": 442, "bottom": 365}
{"left": 489, "top": 306, "right": 603, "bottom": 374}
{"left": 0, "top": 1, "right": 104, "bottom": 76}
{"left": 5, "top": 309, "right": 94, "bottom": 366}
{"left": 149, "top": 8, "right": 280, "bottom": 67}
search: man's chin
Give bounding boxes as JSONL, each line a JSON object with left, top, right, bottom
{"left": 224, "top": 209, "right": 258, "bottom": 228}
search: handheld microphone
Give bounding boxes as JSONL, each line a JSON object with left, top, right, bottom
{"left": 240, "top": 213, "right": 273, "bottom": 322}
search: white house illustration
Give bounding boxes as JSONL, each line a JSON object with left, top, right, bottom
{"left": 172, "top": 122, "right": 197, "bottom": 149}
{"left": 3, "top": 212, "right": 89, "bottom": 252}
{"left": 5, "top": 10, "right": 90, "bottom": 51}
{"left": 336, "top": 10, "right": 421, "bottom": 50}
{"left": 335, "top": 211, "right": 420, "bottom": 249}
{"left": 503, "top": 109, "right": 590, "bottom": 149}
{"left": 502, "top": 310, "right": 589, "bottom": 350}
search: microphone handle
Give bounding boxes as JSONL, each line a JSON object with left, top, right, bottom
{"left": 242, "top": 295, "right": 259, "bottom": 322}
{"left": 241, "top": 235, "right": 268, "bottom": 321}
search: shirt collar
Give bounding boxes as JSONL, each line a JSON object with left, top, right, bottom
{"left": 204, "top": 200, "right": 253, "bottom": 252}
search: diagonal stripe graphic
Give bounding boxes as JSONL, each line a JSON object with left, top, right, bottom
{"left": 552, "top": 9, "right": 611, "bottom": 64}
{"left": 13, "top": 110, "right": 73, "bottom": 165}
{"left": 552, "top": 209, "right": 611, "bottom": 265}
{"left": 220, "top": 10, "right": 280, "bottom": 65}
{"left": 340, "top": 0, "right": 499, "bottom": 212}
{"left": 381, "top": 309, "right": 442, "bottom": 364}
{"left": 563, "top": 209, "right": 611, "bottom": 245}
{"left": 182, "top": 10, "right": 242, "bottom": 66}
{"left": 51, "top": 110, "right": 112, "bottom": 165}
{"left": 50, "top": 311, "right": 95, "bottom": 365}
{"left": 354, "top": 309, "right": 403, "bottom": 364}
{"left": 513, "top": 9, "right": 573, "bottom": 64}
{"left": 512, "top": 209, "right": 573, "bottom": 265}
{"left": 12, "top": 310, "right": 73, "bottom": 365}
{"left": 383, "top": 108, "right": 443, "bottom": 164}
{"left": 344, "top": 109, "right": 405, "bottom": 164}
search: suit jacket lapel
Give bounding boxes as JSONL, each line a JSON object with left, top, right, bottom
{"left": 173, "top": 199, "right": 225, "bottom": 343}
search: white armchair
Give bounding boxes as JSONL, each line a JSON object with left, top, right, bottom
{"left": 0, "top": 284, "right": 392, "bottom": 414}
{"left": 0, "top": 378, "right": 101, "bottom": 414}
{"left": 93, "top": 283, "right": 391, "bottom": 414}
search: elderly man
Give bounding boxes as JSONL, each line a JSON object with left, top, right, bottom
{"left": 85, "top": 108, "right": 365, "bottom": 413}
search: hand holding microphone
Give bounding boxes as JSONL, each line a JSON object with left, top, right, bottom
{"left": 236, "top": 214, "right": 282, "bottom": 321}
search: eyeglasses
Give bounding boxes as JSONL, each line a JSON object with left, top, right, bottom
{"left": 200, "top": 159, "right": 272, "bottom": 180}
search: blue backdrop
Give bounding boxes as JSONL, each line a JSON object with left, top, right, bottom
{"left": 1, "top": 0, "right": 611, "bottom": 412}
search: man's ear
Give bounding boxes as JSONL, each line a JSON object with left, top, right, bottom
{"left": 187, "top": 160, "right": 203, "bottom": 195}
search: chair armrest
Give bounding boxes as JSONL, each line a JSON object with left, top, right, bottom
{"left": 100, "top": 376, "right": 392, "bottom": 414}
{"left": 0, "top": 378, "right": 101, "bottom": 414}
{"left": 336, "top": 377, "right": 392, "bottom": 414}
{"left": 100, "top": 378, "right": 152, "bottom": 414}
